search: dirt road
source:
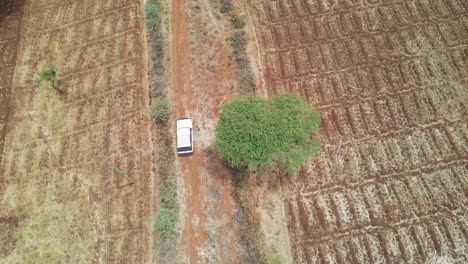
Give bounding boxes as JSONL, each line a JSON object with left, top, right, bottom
{"left": 170, "top": 0, "right": 243, "bottom": 262}
{"left": 171, "top": 0, "right": 207, "bottom": 262}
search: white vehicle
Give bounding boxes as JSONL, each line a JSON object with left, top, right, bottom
{"left": 176, "top": 118, "right": 193, "bottom": 155}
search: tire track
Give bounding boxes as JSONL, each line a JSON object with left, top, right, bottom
{"left": 170, "top": 0, "right": 206, "bottom": 262}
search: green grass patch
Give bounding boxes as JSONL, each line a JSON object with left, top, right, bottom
{"left": 14, "top": 212, "right": 63, "bottom": 263}
{"left": 148, "top": 99, "right": 170, "bottom": 122}
{"left": 144, "top": 0, "right": 161, "bottom": 31}
{"left": 215, "top": 93, "right": 321, "bottom": 174}
{"left": 154, "top": 186, "right": 178, "bottom": 238}
{"left": 263, "top": 249, "right": 285, "bottom": 264}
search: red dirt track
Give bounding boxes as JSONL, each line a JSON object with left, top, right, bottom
{"left": 171, "top": 0, "right": 208, "bottom": 261}
{"left": 247, "top": 0, "right": 468, "bottom": 263}
{"left": 170, "top": 0, "right": 242, "bottom": 262}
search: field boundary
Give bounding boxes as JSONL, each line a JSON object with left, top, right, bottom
{"left": 144, "top": 0, "right": 181, "bottom": 262}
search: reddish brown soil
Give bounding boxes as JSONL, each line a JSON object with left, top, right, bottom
{"left": 247, "top": 0, "right": 468, "bottom": 263}
{"left": 171, "top": 0, "right": 207, "bottom": 261}
{"left": 170, "top": 0, "right": 242, "bottom": 262}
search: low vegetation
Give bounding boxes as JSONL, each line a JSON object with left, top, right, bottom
{"left": 226, "top": 31, "right": 254, "bottom": 93}
{"left": 221, "top": 1, "right": 254, "bottom": 93}
{"left": 154, "top": 186, "right": 178, "bottom": 238}
{"left": 143, "top": 0, "right": 179, "bottom": 260}
{"left": 226, "top": 31, "right": 246, "bottom": 58}
{"left": 148, "top": 99, "right": 170, "bottom": 122}
{"left": 16, "top": 213, "right": 61, "bottom": 263}
{"left": 263, "top": 249, "right": 285, "bottom": 264}
{"left": 220, "top": 0, "right": 233, "bottom": 13}
{"left": 220, "top": 0, "right": 245, "bottom": 29}
{"left": 144, "top": 0, "right": 161, "bottom": 31}
{"left": 226, "top": 31, "right": 254, "bottom": 89}
{"left": 37, "top": 63, "right": 61, "bottom": 94}
{"left": 215, "top": 94, "right": 321, "bottom": 174}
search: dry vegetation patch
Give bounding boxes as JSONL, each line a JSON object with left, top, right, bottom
{"left": 1, "top": 0, "right": 153, "bottom": 262}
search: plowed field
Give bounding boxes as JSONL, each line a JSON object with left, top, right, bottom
{"left": 0, "top": 0, "right": 24, "bottom": 180}
{"left": 0, "top": 0, "right": 25, "bottom": 257}
{"left": 0, "top": 0, "right": 153, "bottom": 262}
{"left": 247, "top": 0, "right": 468, "bottom": 263}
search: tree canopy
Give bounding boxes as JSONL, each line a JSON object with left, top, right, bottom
{"left": 214, "top": 93, "right": 321, "bottom": 174}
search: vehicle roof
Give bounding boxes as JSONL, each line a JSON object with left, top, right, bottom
{"left": 176, "top": 118, "right": 192, "bottom": 149}
{"left": 177, "top": 118, "right": 192, "bottom": 129}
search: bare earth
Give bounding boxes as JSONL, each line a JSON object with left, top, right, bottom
{"left": 246, "top": 0, "right": 468, "bottom": 263}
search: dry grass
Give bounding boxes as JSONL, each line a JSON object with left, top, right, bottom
{"left": 257, "top": 185, "right": 292, "bottom": 264}
{"left": 2, "top": 172, "right": 96, "bottom": 263}
{"left": 1, "top": 1, "right": 153, "bottom": 263}
{"left": 230, "top": 171, "right": 263, "bottom": 263}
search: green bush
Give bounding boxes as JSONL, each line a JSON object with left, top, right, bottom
{"left": 144, "top": 1, "right": 161, "bottom": 31}
{"left": 215, "top": 94, "right": 321, "bottom": 174}
{"left": 148, "top": 99, "right": 170, "bottom": 121}
{"left": 154, "top": 187, "right": 178, "bottom": 237}
{"left": 37, "top": 63, "right": 60, "bottom": 93}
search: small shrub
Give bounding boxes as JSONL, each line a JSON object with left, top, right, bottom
{"left": 37, "top": 63, "right": 61, "bottom": 93}
{"left": 220, "top": 0, "right": 234, "bottom": 13}
{"left": 226, "top": 31, "right": 246, "bottom": 58}
{"left": 238, "top": 66, "right": 255, "bottom": 93}
{"left": 215, "top": 94, "right": 321, "bottom": 174}
{"left": 154, "top": 187, "right": 178, "bottom": 237}
{"left": 220, "top": 0, "right": 245, "bottom": 29}
{"left": 148, "top": 99, "right": 170, "bottom": 121}
{"left": 228, "top": 7, "right": 246, "bottom": 29}
{"left": 226, "top": 31, "right": 255, "bottom": 93}
{"left": 144, "top": 1, "right": 161, "bottom": 31}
